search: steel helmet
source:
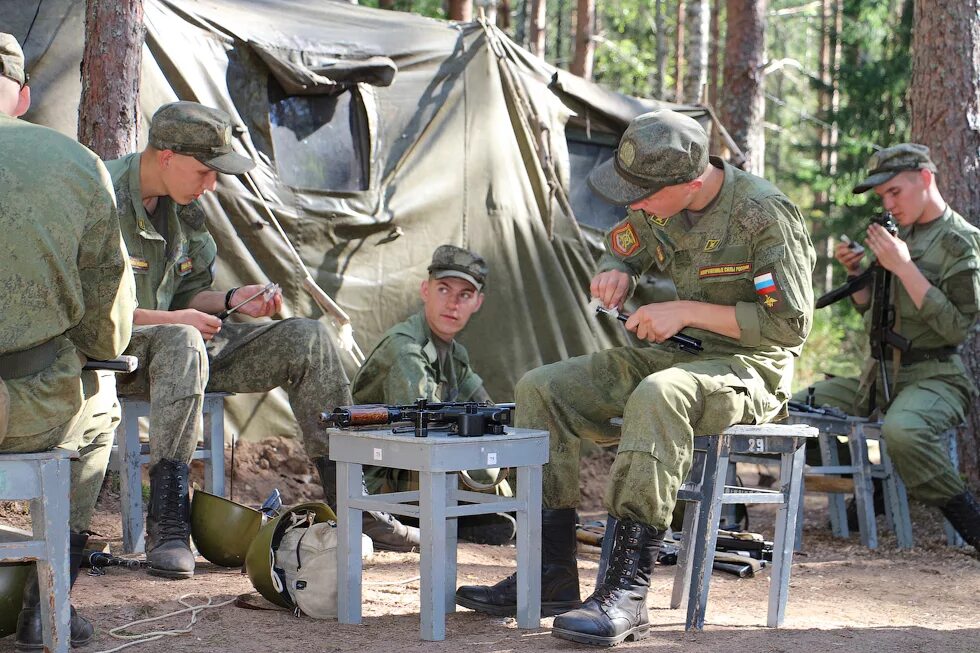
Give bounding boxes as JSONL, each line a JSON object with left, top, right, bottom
{"left": 0, "top": 562, "right": 30, "bottom": 637}
{"left": 245, "top": 502, "right": 335, "bottom": 609}
{"left": 190, "top": 490, "right": 263, "bottom": 567}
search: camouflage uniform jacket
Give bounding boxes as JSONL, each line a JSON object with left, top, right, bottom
{"left": 855, "top": 206, "right": 980, "bottom": 395}
{"left": 0, "top": 114, "right": 134, "bottom": 437}
{"left": 351, "top": 311, "right": 488, "bottom": 404}
{"left": 105, "top": 153, "right": 217, "bottom": 310}
{"left": 597, "top": 157, "right": 816, "bottom": 408}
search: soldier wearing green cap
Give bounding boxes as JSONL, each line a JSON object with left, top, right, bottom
{"left": 105, "top": 101, "right": 418, "bottom": 578}
{"left": 0, "top": 32, "right": 135, "bottom": 648}
{"left": 351, "top": 245, "right": 516, "bottom": 544}
{"left": 456, "top": 109, "right": 816, "bottom": 645}
{"left": 793, "top": 143, "right": 980, "bottom": 549}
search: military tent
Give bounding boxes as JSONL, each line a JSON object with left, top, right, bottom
{"left": 1, "top": 0, "right": 716, "bottom": 441}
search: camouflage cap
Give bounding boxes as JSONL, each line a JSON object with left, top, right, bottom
{"left": 853, "top": 143, "right": 938, "bottom": 194}
{"left": 148, "top": 101, "right": 255, "bottom": 175}
{"left": 0, "top": 33, "right": 26, "bottom": 87}
{"left": 588, "top": 109, "right": 709, "bottom": 206}
{"left": 427, "top": 245, "right": 488, "bottom": 290}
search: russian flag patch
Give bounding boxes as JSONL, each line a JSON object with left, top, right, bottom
{"left": 754, "top": 272, "right": 777, "bottom": 295}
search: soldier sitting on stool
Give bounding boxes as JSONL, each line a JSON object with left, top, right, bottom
{"left": 793, "top": 144, "right": 980, "bottom": 549}
{"left": 455, "top": 110, "right": 816, "bottom": 646}
{"left": 106, "top": 101, "right": 419, "bottom": 579}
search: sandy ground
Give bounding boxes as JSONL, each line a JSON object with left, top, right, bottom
{"left": 1, "top": 443, "right": 978, "bottom": 653}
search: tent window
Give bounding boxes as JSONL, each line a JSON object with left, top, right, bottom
{"left": 268, "top": 78, "right": 369, "bottom": 192}
{"left": 566, "top": 137, "right": 626, "bottom": 234}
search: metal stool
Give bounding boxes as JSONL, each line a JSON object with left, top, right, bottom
{"left": 858, "top": 423, "right": 964, "bottom": 549}
{"left": 327, "top": 425, "right": 548, "bottom": 641}
{"left": 0, "top": 448, "right": 77, "bottom": 652}
{"left": 597, "top": 424, "right": 816, "bottom": 630}
{"left": 109, "top": 392, "right": 229, "bottom": 553}
{"left": 784, "top": 411, "right": 879, "bottom": 547}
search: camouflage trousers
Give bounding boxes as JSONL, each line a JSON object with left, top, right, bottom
{"left": 363, "top": 465, "right": 513, "bottom": 498}
{"left": 792, "top": 374, "right": 968, "bottom": 505}
{"left": 516, "top": 345, "right": 782, "bottom": 530}
{"left": 0, "top": 370, "right": 118, "bottom": 531}
{"left": 116, "top": 318, "right": 352, "bottom": 465}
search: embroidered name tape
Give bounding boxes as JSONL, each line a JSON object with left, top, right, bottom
{"left": 699, "top": 262, "right": 751, "bottom": 278}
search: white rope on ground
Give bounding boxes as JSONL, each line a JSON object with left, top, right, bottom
{"left": 93, "top": 593, "right": 237, "bottom": 653}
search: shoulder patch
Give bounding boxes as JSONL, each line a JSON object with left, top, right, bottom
{"left": 609, "top": 221, "right": 642, "bottom": 257}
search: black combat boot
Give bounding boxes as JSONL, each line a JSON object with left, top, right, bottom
{"left": 940, "top": 490, "right": 980, "bottom": 550}
{"left": 15, "top": 532, "right": 95, "bottom": 650}
{"left": 458, "top": 512, "right": 517, "bottom": 545}
{"left": 455, "top": 507, "right": 581, "bottom": 617}
{"left": 313, "top": 456, "right": 421, "bottom": 553}
{"left": 146, "top": 459, "right": 195, "bottom": 578}
{"left": 551, "top": 517, "right": 662, "bottom": 646}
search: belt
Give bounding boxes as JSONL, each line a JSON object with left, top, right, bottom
{"left": 0, "top": 339, "right": 60, "bottom": 380}
{"left": 900, "top": 346, "right": 958, "bottom": 366}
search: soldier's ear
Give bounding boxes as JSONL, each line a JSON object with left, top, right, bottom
{"left": 420, "top": 278, "right": 430, "bottom": 302}
{"left": 12, "top": 84, "right": 30, "bottom": 117}
{"left": 473, "top": 292, "right": 484, "bottom": 313}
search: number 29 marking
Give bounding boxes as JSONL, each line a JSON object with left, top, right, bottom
{"left": 747, "top": 438, "right": 766, "bottom": 453}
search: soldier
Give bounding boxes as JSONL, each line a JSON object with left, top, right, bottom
{"left": 794, "top": 144, "right": 980, "bottom": 549}
{"left": 0, "top": 32, "right": 135, "bottom": 649}
{"left": 351, "top": 245, "right": 515, "bottom": 544}
{"left": 106, "top": 101, "right": 418, "bottom": 579}
{"left": 455, "top": 110, "right": 815, "bottom": 646}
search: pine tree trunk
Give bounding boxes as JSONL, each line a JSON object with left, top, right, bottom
{"left": 708, "top": 0, "right": 720, "bottom": 106}
{"left": 529, "top": 0, "right": 546, "bottom": 57}
{"left": 674, "top": 0, "right": 686, "bottom": 102}
{"left": 449, "top": 0, "right": 473, "bottom": 21}
{"left": 684, "top": 0, "right": 709, "bottom": 103}
{"left": 721, "top": 0, "right": 766, "bottom": 173}
{"left": 379, "top": 0, "right": 395, "bottom": 9}
{"left": 571, "top": 0, "right": 595, "bottom": 79}
{"left": 909, "top": 0, "right": 980, "bottom": 488}
{"left": 650, "top": 0, "right": 668, "bottom": 99}
{"left": 497, "top": 0, "right": 511, "bottom": 29}
{"left": 78, "top": 0, "right": 144, "bottom": 160}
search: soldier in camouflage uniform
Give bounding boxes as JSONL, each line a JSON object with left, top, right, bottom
{"left": 456, "top": 110, "right": 815, "bottom": 646}
{"left": 106, "top": 102, "right": 418, "bottom": 578}
{"left": 794, "top": 144, "right": 980, "bottom": 549}
{"left": 352, "top": 245, "right": 516, "bottom": 544}
{"left": 0, "top": 32, "right": 135, "bottom": 649}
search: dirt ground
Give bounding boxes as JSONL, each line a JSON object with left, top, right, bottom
{"left": 1, "top": 440, "right": 978, "bottom": 653}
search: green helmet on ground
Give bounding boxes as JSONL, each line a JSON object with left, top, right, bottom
{"left": 191, "top": 490, "right": 263, "bottom": 567}
{"left": 245, "top": 502, "right": 336, "bottom": 609}
{"left": 0, "top": 562, "right": 30, "bottom": 637}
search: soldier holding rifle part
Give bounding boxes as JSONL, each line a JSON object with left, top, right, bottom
{"left": 456, "top": 109, "right": 816, "bottom": 645}
{"left": 795, "top": 144, "right": 980, "bottom": 550}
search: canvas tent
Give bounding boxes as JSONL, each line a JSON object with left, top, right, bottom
{"left": 1, "top": 0, "right": 713, "bottom": 442}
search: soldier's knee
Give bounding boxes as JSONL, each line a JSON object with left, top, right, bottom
{"left": 515, "top": 365, "right": 559, "bottom": 407}
{"left": 152, "top": 323, "right": 208, "bottom": 355}
{"left": 278, "top": 318, "right": 335, "bottom": 356}
{"left": 631, "top": 369, "right": 696, "bottom": 408}
{"left": 881, "top": 415, "right": 927, "bottom": 458}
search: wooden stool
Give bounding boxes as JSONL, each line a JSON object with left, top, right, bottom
{"left": 0, "top": 448, "right": 77, "bottom": 652}
{"left": 327, "top": 425, "right": 548, "bottom": 641}
{"left": 109, "top": 392, "right": 229, "bottom": 553}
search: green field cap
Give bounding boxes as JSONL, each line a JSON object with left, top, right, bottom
{"left": 149, "top": 101, "right": 254, "bottom": 174}
{"left": 588, "top": 109, "right": 709, "bottom": 206}
{"left": 853, "top": 143, "right": 937, "bottom": 194}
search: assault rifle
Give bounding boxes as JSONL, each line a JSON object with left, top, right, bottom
{"left": 320, "top": 399, "right": 514, "bottom": 437}
{"left": 815, "top": 212, "right": 911, "bottom": 410}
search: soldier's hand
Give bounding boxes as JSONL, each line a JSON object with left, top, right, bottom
{"left": 171, "top": 309, "right": 222, "bottom": 341}
{"left": 625, "top": 302, "right": 686, "bottom": 343}
{"left": 866, "top": 223, "right": 912, "bottom": 273}
{"left": 834, "top": 241, "right": 865, "bottom": 274}
{"left": 590, "top": 270, "right": 631, "bottom": 309}
{"left": 233, "top": 284, "right": 282, "bottom": 318}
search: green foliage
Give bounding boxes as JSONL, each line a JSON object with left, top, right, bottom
{"left": 793, "top": 301, "right": 867, "bottom": 393}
